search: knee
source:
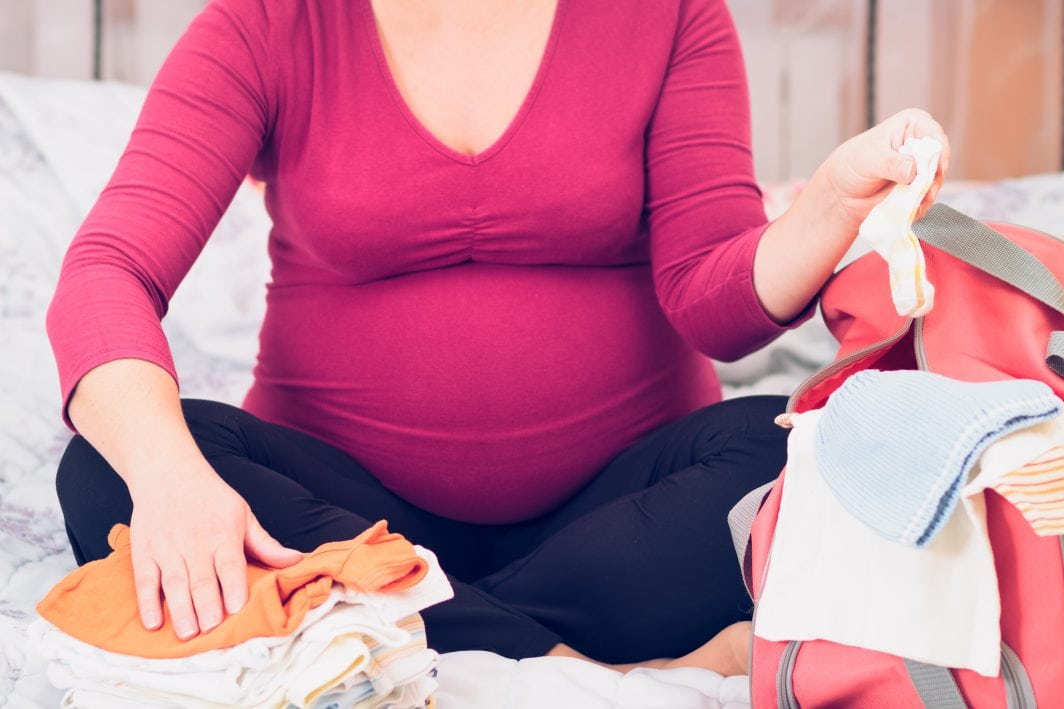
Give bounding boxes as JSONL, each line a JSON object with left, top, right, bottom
{"left": 180, "top": 398, "right": 243, "bottom": 429}
{"left": 56, "top": 435, "right": 132, "bottom": 564}
{"left": 180, "top": 398, "right": 250, "bottom": 455}
{"left": 56, "top": 435, "right": 113, "bottom": 509}
{"left": 686, "top": 396, "right": 789, "bottom": 474}
{"left": 689, "top": 395, "right": 788, "bottom": 446}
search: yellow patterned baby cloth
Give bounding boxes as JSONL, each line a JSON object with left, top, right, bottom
{"left": 857, "top": 136, "right": 942, "bottom": 317}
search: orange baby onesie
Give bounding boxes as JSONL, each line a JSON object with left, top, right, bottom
{"left": 36, "top": 520, "right": 427, "bottom": 658}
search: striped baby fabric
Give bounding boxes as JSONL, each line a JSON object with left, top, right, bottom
{"left": 993, "top": 446, "right": 1064, "bottom": 535}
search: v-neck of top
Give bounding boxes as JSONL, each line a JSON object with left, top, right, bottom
{"left": 361, "top": 0, "right": 569, "bottom": 167}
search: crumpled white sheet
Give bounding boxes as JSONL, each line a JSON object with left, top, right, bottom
{"left": 435, "top": 652, "right": 751, "bottom": 709}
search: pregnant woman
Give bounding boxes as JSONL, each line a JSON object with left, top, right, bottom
{"left": 48, "top": 0, "right": 947, "bottom": 674}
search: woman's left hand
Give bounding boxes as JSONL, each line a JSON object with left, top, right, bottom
{"left": 753, "top": 108, "right": 950, "bottom": 323}
{"left": 819, "top": 108, "right": 951, "bottom": 230}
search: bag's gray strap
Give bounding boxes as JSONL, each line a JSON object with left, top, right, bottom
{"left": 1050, "top": 332, "right": 1064, "bottom": 377}
{"left": 912, "top": 203, "right": 1064, "bottom": 376}
{"left": 728, "top": 481, "right": 775, "bottom": 599}
{"left": 903, "top": 659, "right": 968, "bottom": 708}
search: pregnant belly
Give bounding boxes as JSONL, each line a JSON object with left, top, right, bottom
{"left": 244, "top": 263, "right": 719, "bottom": 523}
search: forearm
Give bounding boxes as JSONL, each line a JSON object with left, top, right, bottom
{"left": 752, "top": 167, "right": 861, "bottom": 323}
{"left": 68, "top": 359, "right": 211, "bottom": 500}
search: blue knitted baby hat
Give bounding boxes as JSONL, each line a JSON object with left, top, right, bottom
{"left": 815, "top": 370, "right": 1061, "bottom": 547}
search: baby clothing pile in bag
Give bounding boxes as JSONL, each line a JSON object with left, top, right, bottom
{"left": 29, "top": 521, "right": 454, "bottom": 708}
{"left": 758, "top": 370, "right": 1064, "bottom": 675}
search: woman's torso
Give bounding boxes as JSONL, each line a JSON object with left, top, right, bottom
{"left": 241, "top": 0, "right": 721, "bottom": 522}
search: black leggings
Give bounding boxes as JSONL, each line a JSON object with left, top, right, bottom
{"left": 56, "top": 395, "right": 787, "bottom": 665}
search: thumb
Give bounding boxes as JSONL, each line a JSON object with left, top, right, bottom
{"left": 244, "top": 513, "right": 303, "bottom": 568}
{"left": 887, "top": 152, "right": 917, "bottom": 185}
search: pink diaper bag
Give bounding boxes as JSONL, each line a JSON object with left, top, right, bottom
{"left": 730, "top": 204, "right": 1064, "bottom": 708}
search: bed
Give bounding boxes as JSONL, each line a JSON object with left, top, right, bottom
{"left": 2, "top": 71, "right": 1063, "bottom": 708}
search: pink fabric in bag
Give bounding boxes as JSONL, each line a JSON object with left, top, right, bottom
{"left": 749, "top": 214, "right": 1064, "bottom": 708}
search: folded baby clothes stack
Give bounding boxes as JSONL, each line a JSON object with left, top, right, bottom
{"left": 30, "top": 521, "right": 454, "bottom": 708}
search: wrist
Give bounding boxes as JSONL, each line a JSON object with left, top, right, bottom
{"left": 124, "top": 445, "right": 215, "bottom": 504}
{"left": 798, "top": 163, "right": 863, "bottom": 242}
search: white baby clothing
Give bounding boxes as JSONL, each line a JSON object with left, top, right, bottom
{"left": 33, "top": 546, "right": 452, "bottom": 708}
{"left": 755, "top": 409, "right": 1002, "bottom": 676}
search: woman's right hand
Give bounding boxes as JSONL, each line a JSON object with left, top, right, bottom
{"left": 128, "top": 458, "right": 303, "bottom": 638}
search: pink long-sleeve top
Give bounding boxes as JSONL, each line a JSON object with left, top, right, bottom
{"left": 47, "top": 0, "right": 805, "bottom": 523}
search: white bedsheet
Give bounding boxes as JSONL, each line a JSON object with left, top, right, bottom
{"left": 3, "top": 71, "right": 1063, "bottom": 708}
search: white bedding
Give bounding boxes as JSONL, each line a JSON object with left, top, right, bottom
{"left": 2, "top": 72, "right": 1063, "bottom": 708}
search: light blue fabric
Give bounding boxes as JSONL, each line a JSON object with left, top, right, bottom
{"left": 815, "top": 370, "right": 1062, "bottom": 547}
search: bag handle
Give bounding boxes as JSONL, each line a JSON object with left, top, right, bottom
{"left": 903, "top": 659, "right": 968, "bottom": 708}
{"left": 912, "top": 203, "right": 1064, "bottom": 376}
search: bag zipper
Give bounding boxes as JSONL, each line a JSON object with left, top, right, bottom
{"left": 785, "top": 321, "right": 914, "bottom": 413}
{"left": 775, "top": 640, "right": 801, "bottom": 709}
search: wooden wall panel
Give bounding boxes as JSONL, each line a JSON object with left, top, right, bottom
{"left": 876, "top": 0, "right": 1064, "bottom": 180}
{"left": 1, "top": 0, "right": 1061, "bottom": 180}
{"left": 731, "top": 0, "right": 868, "bottom": 182}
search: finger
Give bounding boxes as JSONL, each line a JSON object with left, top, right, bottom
{"left": 915, "top": 172, "right": 939, "bottom": 212}
{"left": 131, "top": 548, "right": 164, "bottom": 631}
{"left": 887, "top": 151, "right": 917, "bottom": 185}
{"left": 915, "top": 200, "right": 933, "bottom": 222}
{"left": 214, "top": 543, "right": 249, "bottom": 615}
{"left": 937, "top": 133, "right": 952, "bottom": 177}
{"left": 244, "top": 513, "right": 303, "bottom": 569}
{"left": 902, "top": 118, "right": 917, "bottom": 145}
{"left": 893, "top": 108, "right": 928, "bottom": 146}
{"left": 888, "top": 108, "right": 947, "bottom": 154}
{"left": 912, "top": 113, "right": 949, "bottom": 173}
{"left": 159, "top": 557, "right": 199, "bottom": 640}
{"left": 187, "top": 553, "right": 225, "bottom": 633}
{"left": 917, "top": 183, "right": 938, "bottom": 211}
